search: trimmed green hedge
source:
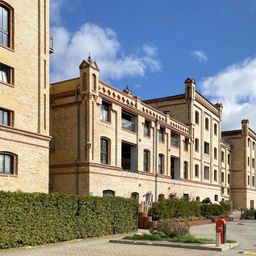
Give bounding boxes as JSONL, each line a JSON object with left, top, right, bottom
{"left": 149, "top": 198, "right": 201, "bottom": 220}
{"left": 0, "top": 191, "right": 137, "bottom": 249}
{"left": 149, "top": 198, "right": 230, "bottom": 220}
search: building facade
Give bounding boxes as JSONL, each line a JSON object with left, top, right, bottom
{"left": 50, "top": 58, "right": 231, "bottom": 204}
{"left": 0, "top": 0, "right": 50, "bottom": 192}
{"left": 222, "top": 120, "right": 256, "bottom": 209}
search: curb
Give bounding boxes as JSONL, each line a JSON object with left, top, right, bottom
{"left": 109, "top": 239, "right": 239, "bottom": 252}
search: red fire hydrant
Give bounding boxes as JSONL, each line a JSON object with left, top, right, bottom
{"left": 216, "top": 218, "right": 226, "bottom": 245}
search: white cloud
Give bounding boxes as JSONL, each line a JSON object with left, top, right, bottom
{"left": 190, "top": 50, "right": 208, "bottom": 64}
{"left": 200, "top": 57, "right": 256, "bottom": 131}
{"left": 50, "top": 23, "right": 161, "bottom": 82}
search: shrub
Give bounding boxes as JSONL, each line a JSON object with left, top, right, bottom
{"left": 0, "top": 191, "right": 137, "bottom": 249}
{"left": 157, "top": 219, "right": 190, "bottom": 238}
{"left": 149, "top": 198, "right": 200, "bottom": 220}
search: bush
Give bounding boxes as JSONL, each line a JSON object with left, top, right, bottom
{"left": 149, "top": 198, "right": 200, "bottom": 220}
{"left": 0, "top": 191, "right": 137, "bottom": 248}
{"left": 157, "top": 219, "right": 190, "bottom": 238}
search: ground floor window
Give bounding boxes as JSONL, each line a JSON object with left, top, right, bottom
{"left": 103, "top": 190, "right": 115, "bottom": 197}
{"left": 0, "top": 152, "right": 16, "bottom": 174}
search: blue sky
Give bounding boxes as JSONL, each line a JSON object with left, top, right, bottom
{"left": 50, "top": 0, "right": 256, "bottom": 130}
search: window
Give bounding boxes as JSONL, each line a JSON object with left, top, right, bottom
{"left": 100, "top": 101, "right": 111, "bottom": 122}
{"left": 100, "top": 137, "right": 110, "bottom": 164}
{"left": 221, "top": 172, "right": 224, "bottom": 183}
{"left": 158, "top": 194, "right": 165, "bottom": 201}
{"left": 131, "top": 192, "right": 139, "bottom": 201}
{"left": 195, "top": 164, "right": 199, "bottom": 177}
{"left": 204, "top": 142, "right": 209, "bottom": 155}
{"left": 214, "top": 169, "right": 218, "bottom": 182}
{"left": 204, "top": 166, "right": 209, "bottom": 179}
{"left": 195, "top": 138, "right": 199, "bottom": 152}
{"left": 221, "top": 187, "right": 224, "bottom": 194}
{"left": 0, "top": 63, "right": 13, "bottom": 84}
{"left": 122, "top": 142, "right": 137, "bottom": 171}
{"left": 221, "top": 151, "right": 224, "bottom": 162}
{"left": 122, "top": 112, "right": 136, "bottom": 132}
{"left": 205, "top": 117, "right": 209, "bottom": 130}
{"left": 253, "top": 142, "right": 255, "bottom": 150}
{"left": 103, "top": 190, "right": 115, "bottom": 197}
{"left": 214, "top": 195, "right": 218, "bottom": 202}
{"left": 159, "top": 127, "right": 165, "bottom": 142}
{"left": 228, "top": 154, "right": 231, "bottom": 165}
{"left": 248, "top": 157, "right": 250, "bottom": 166}
{"left": 196, "top": 196, "right": 200, "bottom": 202}
{"left": 227, "top": 188, "right": 230, "bottom": 195}
{"left": 214, "top": 123, "right": 217, "bottom": 135}
{"left": 228, "top": 174, "right": 230, "bottom": 184}
{"left": 184, "top": 161, "right": 188, "bottom": 179}
{"left": 0, "top": 152, "right": 16, "bottom": 174}
{"left": 184, "top": 138, "right": 189, "bottom": 151}
{"left": 248, "top": 175, "right": 250, "bottom": 185}
{"left": 0, "top": 108, "right": 12, "bottom": 126}
{"left": 158, "top": 154, "right": 164, "bottom": 174}
{"left": 252, "top": 158, "right": 255, "bottom": 168}
{"left": 253, "top": 176, "right": 255, "bottom": 187}
{"left": 171, "top": 133, "right": 179, "bottom": 147}
{"left": 195, "top": 111, "right": 199, "bottom": 124}
{"left": 0, "top": 3, "right": 12, "bottom": 47}
{"left": 214, "top": 147, "right": 217, "bottom": 159}
{"left": 183, "top": 194, "right": 189, "bottom": 201}
{"left": 92, "top": 74, "right": 97, "bottom": 91}
{"left": 143, "top": 150, "right": 150, "bottom": 172}
{"left": 248, "top": 138, "right": 250, "bottom": 147}
{"left": 144, "top": 120, "right": 150, "bottom": 137}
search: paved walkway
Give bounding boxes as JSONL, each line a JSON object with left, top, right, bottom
{"left": 0, "top": 218, "right": 255, "bottom": 256}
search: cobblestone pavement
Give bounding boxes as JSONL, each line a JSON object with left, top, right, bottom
{"left": 0, "top": 219, "right": 255, "bottom": 256}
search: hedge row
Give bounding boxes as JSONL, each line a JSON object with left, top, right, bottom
{"left": 149, "top": 198, "right": 230, "bottom": 220}
{"left": 0, "top": 191, "right": 137, "bottom": 248}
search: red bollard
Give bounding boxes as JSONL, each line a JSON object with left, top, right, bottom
{"left": 216, "top": 219, "right": 227, "bottom": 244}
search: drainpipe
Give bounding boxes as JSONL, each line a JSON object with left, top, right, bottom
{"left": 154, "top": 120, "right": 158, "bottom": 202}
{"left": 76, "top": 86, "right": 80, "bottom": 195}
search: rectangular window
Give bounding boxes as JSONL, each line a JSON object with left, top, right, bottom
{"left": 0, "top": 63, "right": 13, "bottom": 85}
{"left": 204, "top": 142, "right": 209, "bottom": 155}
{"left": 195, "top": 111, "right": 199, "bottom": 124}
{"left": 252, "top": 158, "right": 255, "bottom": 168}
{"left": 183, "top": 194, "right": 189, "bottom": 201}
{"left": 228, "top": 174, "right": 230, "bottom": 184}
{"left": 221, "top": 151, "right": 224, "bottom": 162}
{"left": 0, "top": 153, "right": 14, "bottom": 174}
{"left": 171, "top": 133, "right": 180, "bottom": 148}
{"left": 122, "top": 112, "right": 136, "bottom": 132}
{"left": 248, "top": 157, "right": 250, "bottom": 166}
{"left": 204, "top": 166, "right": 209, "bottom": 179}
{"left": 121, "top": 142, "right": 137, "bottom": 172}
{"left": 205, "top": 117, "right": 209, "bottom": 130}
{"left": 253, "top": 176, "right": 255, "bottom": 187}
{"left": 221, "top": 172, "right": 224, "bottom": 183}
{"left": 144, "top": 120, "right": 150, "bottom": 137}
{"left": 143, "top": 150, "right": 150, "bottom": 172}
{"left": 184, "top": 138, "right": 189, "bottom": 151}
{"left": 214, "top": 147, "right": 217, "bottom": 159}
{"left": 158, "top": 154, "right": 164, "bottom": 174}
{"left": 214, "top": 124, "right": 217, "bottom": 135}
{"left": 228, "top": 154, "right": 231, "bottom": 165}
{"left": 100, "top": 138, "right": 109, "bottom": 164}
{"left": 100, "top": 101, "right": 111, "bottom": 122}
{"left": 159, "top": 127, "right": 165, "bottom": 143}
{"left": 0, "top": 108, "right": 12, "bottom": 126}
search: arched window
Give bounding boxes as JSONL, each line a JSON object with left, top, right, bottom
{"left": 0, "top": 2, "right": 13, "bottom": 48}
{"left": 214, "top": 123, "right": 217, "bottom": 135}
{"left": 131, "top": 192, "right": 139, "bottom": 202}
{"left": 195, "top": 111, "right": 199, "bottom": 124}
{"left": 158, "top": 194, "right": 165, "bottom": 201}
{"left": 103, "top": 189, "right": 115, "bottom": 197}
{"left": 92, "top": 74, "right": 97, "bottom": 91}
{"left": 100, "top": 137, "right": 110, "bottom": 164}
{"left": 194, "top": 164, "right": 199, "bottom": 177}
{"left": 214, "top": 169, "right": 218, "bottom": 181}
{"left": 158, "top": 154, "right": 164, "bottom": 174}
{"left": 195, "top": 138, "right": 199, "bottom": 151}
{"left": 205, "top": 117, "right": 209, "bottom": 130}
{"left": 184, "top": 161, "right": 188, "bottom": 179}
{"left": 196, "top": 196, "right": 200, "bottom": 202}
{"left": 143, "top": 149, "right": 150, "bottom": 172}
{"left": 0, "top": 152, "right": 17, "bottom": 174}
{"left": 214, "top": 147, "right": 217, "bottom": 159}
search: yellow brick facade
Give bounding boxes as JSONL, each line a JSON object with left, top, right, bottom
{"left": 0, "top": 0, "right": 50, "bottom": 192}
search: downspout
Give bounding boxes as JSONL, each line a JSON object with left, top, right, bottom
{"left": 76, "top": 86, "right": 80, "bottom": 195}
{"left": 154, "top": 120, "right": 158, "bottom": 202}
